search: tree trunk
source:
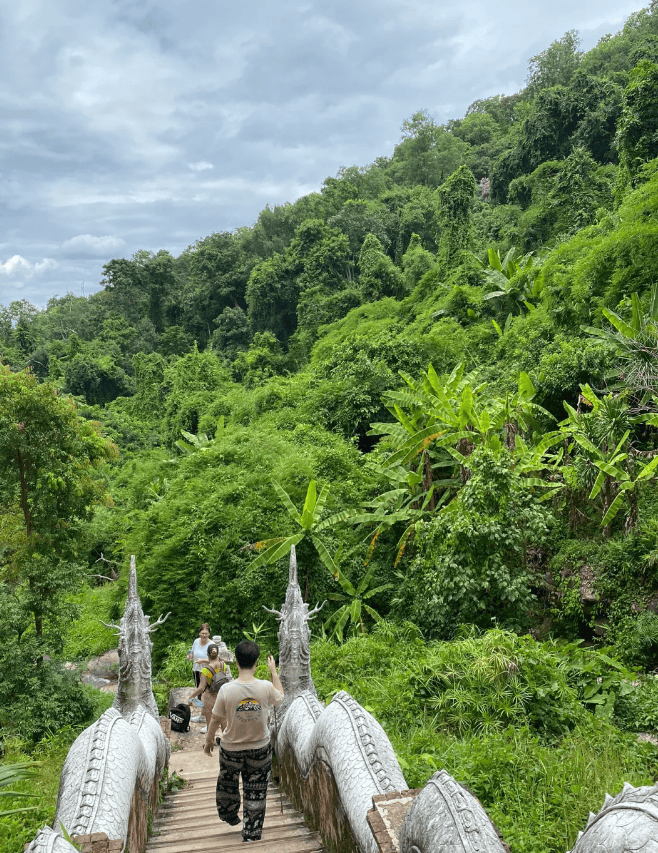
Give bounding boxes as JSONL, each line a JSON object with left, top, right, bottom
{"left": 423, "top": 449, "right": 435, "bottom": 510}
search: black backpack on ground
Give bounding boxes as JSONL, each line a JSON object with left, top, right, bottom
{"left": 169, "top": 703, "right": 191, "bottom": 732}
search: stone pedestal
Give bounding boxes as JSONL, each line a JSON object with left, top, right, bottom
{"left": 72, "top": 833, "right": 123, "bottom": 853}
{"left": 366, "top": 790, "right": 421, "bottom": 853}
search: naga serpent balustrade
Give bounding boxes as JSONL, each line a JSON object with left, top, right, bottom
{"left": 22, "top": 548, "right": 658, "bottom": 853}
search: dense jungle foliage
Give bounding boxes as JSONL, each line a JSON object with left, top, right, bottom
{"left": 4, "top": 6, "right": 658, "bottom": 851}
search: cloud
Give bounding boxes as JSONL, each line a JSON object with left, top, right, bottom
{"left": 60, "top": 234, "right": 127, "bottom": 256}
{"left": 0, "top": 255, "right": 57, "bottom": 276}
{"left": 0, "top": 0, "right": 646, "bottom": 310}
{"left": 0, "top": 255, "right": 32, "bottom": 275}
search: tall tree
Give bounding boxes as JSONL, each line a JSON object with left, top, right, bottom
{"left": 0, "top": 367, "right": 116, "bottom": 641}
{"left": 437, "top": 165, "right": 477, "bottom": 271}
{"left": 525, "top": 30, "right": 583, "bottom": 96}
{"left": 184, "top": 233, "right": 253, "bottom": 344}
{"left": 391, "top": 110, "right": 469, "bottom": 188}
{"left": 616, "top": 60, "right": 658, "bottom": 184}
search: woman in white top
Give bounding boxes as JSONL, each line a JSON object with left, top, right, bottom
{"left": 187, "top": 622, "right": 212, "bottom": 688}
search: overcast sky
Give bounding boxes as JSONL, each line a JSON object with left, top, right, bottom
{"left": 0, "top": 0, "right": 644, "bottom": 309}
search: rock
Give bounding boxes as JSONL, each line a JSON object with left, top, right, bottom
{"left": 168, "top": 686, "right": 195, "bottom": 712}
{"left": 87, "top": 649, "right": 120, "bottom": 678}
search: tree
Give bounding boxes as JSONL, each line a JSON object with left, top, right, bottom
{"left": 358, "top": 235, "right": 405, "bottom": 300}
{"left": 390, "top": 110, "right": 469, "bottom": 188}
{"left": 526, "top": 30, "right": 583, "bottom": 96}
{"left": 394, "top": 447, "right": 553, "bottom": 638}
{"left": 162, "top": 345, "right": 229, "bottom": 442}
{"left": 246, "top": 252, "right": 299, "bottom": 343}
{"left": 184, "top": 233, "right": 253, "bottom": 344}
{"left": 616, "top": 60, "right": 658, "bottom": 184}
{"left": 328, "top": 200, "right": 391, "bottom": 264}
{"left": 101, "top": 256, "right": 149, "bottom": 325}
{"left": 0, "top": 366, "right": 116, "bottom": 640}
{"left": 401, "top": 234, "right": 435, "bottom": 289}
{"left": 437, "top": 166, "right": 477, "bottom": 271}
{"left": 211, "top": 307, "right": 252, "bottom": 358}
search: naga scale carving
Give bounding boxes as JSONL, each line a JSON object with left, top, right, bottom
{"left": 570, "top": 781, "right": 658, "bottom": 852}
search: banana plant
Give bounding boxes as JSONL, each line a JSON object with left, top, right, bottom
{"left": 323, "top": 562, "right": 393, "bottom": 642}
{"left": 561, "top": 385, "right": 655, "bottom": 532}
{"left": 348, "top": 458, "right": 449, "bottom": 567}
{"left": 476, "top": 247, "right": 541, "bottom": 314}
{"left": 0, "top": 761, "right": 40, "bottom": 817}
{"left": 246, "top": 479, "right": 356, "bottom": 579}
{"left": 175, "top": 417, "right": 226, "bottom": 455}
{"left": 375, "top": 365, "right": 554, "bottom": 473}
{"left": 584, "top": 284, "right": 658, "bottom": 396}
{"left": 360, "top": 364, "right": 562, "bottom": 562}
{"left": 591, "top": 449, "right": 658, "bottom": 530}
{"left": 373, "top": 362, "right": 486, "bottom": 469}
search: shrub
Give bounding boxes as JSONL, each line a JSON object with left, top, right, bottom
{"left": 394, "top": 449, "right": 553, "bottom": 638}
{"left": 63, "top": 584, "right": 123, "bottom": 661}
{"left": 0, "top": 650, "right": 106, "bottom": 745}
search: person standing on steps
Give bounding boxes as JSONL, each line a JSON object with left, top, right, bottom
{"left": 204, "top": 640, "right": 284, "bottom": 843}
{"left": 187, "top": 643, "right": 232, "bottom": 733}
{"left": 187, "top": 623, "right": 212, "bottom": 708}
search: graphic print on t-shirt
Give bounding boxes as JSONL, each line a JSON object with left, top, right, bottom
{"left": 236, "top": 698, "right": 261, "bottom": 722}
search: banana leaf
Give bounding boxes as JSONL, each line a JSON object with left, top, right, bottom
{"left": 271, "top": 481, "right": 301, "bottom": 524}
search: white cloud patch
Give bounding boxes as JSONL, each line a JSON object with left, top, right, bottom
{"left": 61, "top": 234, "right": 127, "bottom": 256}
{"left": 0, "top": 255, "right": 57, "bottom": 276}
{"left": 0, "top": 255, "right": 32, "bottom": 275}
{"left": 188, "top": 161, "right": 214, "bottom": 171}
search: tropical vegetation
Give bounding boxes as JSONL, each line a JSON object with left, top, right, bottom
{"left": 4, "top": 6, "right": 658, "bottom": 851}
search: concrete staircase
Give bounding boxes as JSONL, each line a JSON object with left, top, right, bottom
{"left": 148, "top": 767, "right": 323, "bottom": 853}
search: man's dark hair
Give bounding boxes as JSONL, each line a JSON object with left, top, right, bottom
{"left": 235, "top": 640, "right": 260, "bottom": 669}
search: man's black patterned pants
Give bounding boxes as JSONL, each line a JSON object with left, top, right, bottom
{"left": 215, "top": 742, "right": 273, "bottom": 841}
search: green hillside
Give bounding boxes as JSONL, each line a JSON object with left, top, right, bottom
{"left": 4, "top": 7, "right": 658, "bottom": 852}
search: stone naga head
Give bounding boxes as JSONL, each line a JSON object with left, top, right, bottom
{"left": 264, "top": 546, "right": 324, "bottom": 712}
{"left": 103, "top": 556, "right": 169, "bottom": 720}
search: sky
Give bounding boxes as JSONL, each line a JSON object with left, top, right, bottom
{"left": 0, "top": 0, "right": 644, "bottom": 309}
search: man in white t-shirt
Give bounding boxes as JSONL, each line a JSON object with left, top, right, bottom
{"left": 204, "top": 640, "right": 283, "bottom": 842}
